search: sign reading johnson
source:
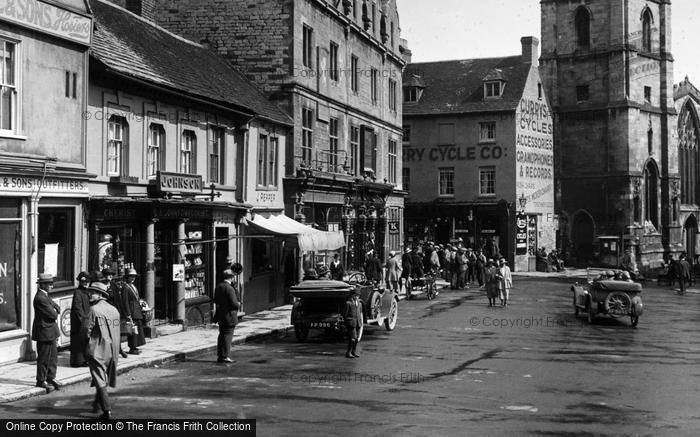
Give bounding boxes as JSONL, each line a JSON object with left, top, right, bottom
{"left": 0, "top": 0, "right": 92, "bottom": 46}
{"left": 155, "top": 171, "right": 203, "bottom": 195}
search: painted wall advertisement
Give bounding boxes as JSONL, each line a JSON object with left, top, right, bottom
{"left": 515, "top": 213, "right": 527, "bottom": 255}
{"left": 0, "top": 222, "right": 20, "bottom": 332}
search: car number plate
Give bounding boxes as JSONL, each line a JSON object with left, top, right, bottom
{"left": 310, "top": 322, "right": 331, "bottom": 328}
{"left": 609, "top": 309, "right": 627, "bottom": 316}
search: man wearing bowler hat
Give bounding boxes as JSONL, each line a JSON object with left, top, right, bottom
{"left": 214, "top": 269, "right": 240, "bottom": 363}
{"left": 123, "top": 268, "right": 146, "bottom": 354}
{"left": 32, "top": 273, "right": 61, "bottom": 392}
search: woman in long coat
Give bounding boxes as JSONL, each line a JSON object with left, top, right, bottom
{"left": 83, "top": 282, "right": 121, "bottom": 420}
{"left": 484, "top": 260, "right": 499, "bottom": 307}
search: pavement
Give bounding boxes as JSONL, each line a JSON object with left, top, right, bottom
{"left": 0, "top": 305, "right": 294, "bottom": 404}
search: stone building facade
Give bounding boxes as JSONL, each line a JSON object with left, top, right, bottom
{"left": 403, "top": 37, "right": 555, "bottom": 271}
{"left": 540, "top": 0, "right": 679, "bottom": 269}
{"left": 153, "top": 0, "right": 406, "bottom": 271}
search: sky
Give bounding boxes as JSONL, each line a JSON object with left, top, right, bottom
{"left": 396, "top": 0, "right": 700, "bottom": 84}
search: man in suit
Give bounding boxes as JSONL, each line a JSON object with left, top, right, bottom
{"left": 400, "top": 247, "right": 413, "bottom": 297}
{"left": 214, "top": 269, "right": 240, "bottom": 363}
{"left": 385, "top": 250, "right": 401, "bottom": 293}
{"left": 70, "top": 271, "right": 91, "bottom": 367}
{"left": 32, "top": 273, "right": 61, "bottom": 392}
{"left": 344, "top": 289, "right": 362, "bottom": 358}
{"left": 122, "top": 269, "right": 146, "bottom": 355}
{"left": 329, "top": 253, "right": 345, "bottom": 281}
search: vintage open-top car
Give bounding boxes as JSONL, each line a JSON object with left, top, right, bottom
{"left": 289, "top": 272, "right": 398, "bottom": 342}
{"left": 572, "top": 269, "right": 643, "bottom": 327}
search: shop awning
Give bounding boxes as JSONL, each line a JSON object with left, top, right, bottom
{"left": 248, "top": 213, "right": 345, "bottom": 252}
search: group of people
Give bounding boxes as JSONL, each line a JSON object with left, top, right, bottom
{"left": 536, "top": 247, "right": 566, "bottom": 272}
{"left": 33, "top": 269, "right": 137, "bottom": 420}
{"left": 666, "top": 252, "right": 693, "bottom": 295}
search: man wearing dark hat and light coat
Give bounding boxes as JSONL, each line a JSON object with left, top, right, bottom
{"left": 214, "top": 269, "right": 240, "bottom": 363}
{"left": 70, "top": 272, "right": 91, "bottom": 367}
{"left": 344, "top": 288, "right": 362, "bottom": 358}
{"left": 32, "top": 273, "right": 61, "bottom": 392}
{"left": 83, "top": 281, "right": 120, "bottom": 420}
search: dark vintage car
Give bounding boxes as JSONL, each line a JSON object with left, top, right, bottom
{"left": 572, "top": 270, "right": 644, "bottom": 327}
{"left": 289, "top": 273, "right": 398, "bottom": 342}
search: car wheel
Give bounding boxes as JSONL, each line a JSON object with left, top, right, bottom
{"left": 294, "top": 323, "right": 309, "bottom": 342}
{"left": 631, "top": 315, "right": 639, "bottom": 328}
{"left": 605, "top": 292, "right": 632, "bottom": 317}
{"left": 587, "top": 299, "right": 595, "bottom": 324}
{"left": 384, "top": 298, "right": 398, "bottom": 331}
{"left": 368, "top": 291, "right": 382, "bottom": 320}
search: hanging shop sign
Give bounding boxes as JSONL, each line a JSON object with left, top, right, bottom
{"left": 515, "top": 213, "right": 527, "bottom": 255}
{"left": 388, "top": 221, "right": 399, "bottom": 234}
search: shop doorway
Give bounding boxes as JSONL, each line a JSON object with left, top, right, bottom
{"left": 153, "top": 226, "right": 175, "bottom": 323}
{"left": 684, "top": 215, "right": 698, "bottom": 266}
{"left": 571, "top": 210, "right": 595, "bottom": 267}
{"left": 215, "top": 227, "right": 230, "bottom": 286}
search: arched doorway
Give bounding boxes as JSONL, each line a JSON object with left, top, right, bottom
{"left": 571, "top": 210, "right": 595, "bottom": 267}
{"left": 644, "top": 161, "right": 659, "bottom": 230}
{"left": 685, "top": 215, "right": 698, "bottom": 266}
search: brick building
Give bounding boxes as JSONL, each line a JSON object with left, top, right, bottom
{"left": 152, "top": 0, "right": 406, "bottom": 271}
{"left": 402, "top": 37, "right": 555, "bottom": 271}
{"left": 540, "top": 0, "right": 679, "bottom": 269}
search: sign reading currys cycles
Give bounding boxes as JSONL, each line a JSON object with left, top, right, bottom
{"left": 0, "top": 0, "right": 92, "bottom": 46}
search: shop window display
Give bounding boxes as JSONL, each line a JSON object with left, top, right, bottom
{"left": 38, "top": 208, "right": 74, "bottom": 287}
{"left": 184, "top": 228, "right": 207, "bottom": 299}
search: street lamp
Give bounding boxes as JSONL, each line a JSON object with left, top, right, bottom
{"left": 518, "top": 193, "right": 528, "bottom": 213}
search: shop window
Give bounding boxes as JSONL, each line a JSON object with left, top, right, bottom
{"left": 480, "top": 122, "right": 496, "bottom": 142}
{"left": 184, "top": 225, "right": 207, "bottom": 300}
{"left": 0, "top": 203, "right": 20, "bottom": 332}
{"left": 38, "top": 208, "right": 74, "bottom": 288}
{"left": 209, "top": 126, "right": 225, "bottom": 184}
{"left": 0, "top": 40, "right": 18, "bottom": 134}
{"left": 107, "top": 115, "right": 128, "bottom": 176}
{"left": 181, "top": 130, "right": 196, "bottom": 174}
{"left": 148, "top": 123, "right": 165, "bottom": 178}
{"left": 388, "top": 139, "right": 397, "bottom": 184}
{"left": 479, "top": 167, "right": 496, "bottom": 196}
{"left": 301, "top": 107, "right": 314, "bottom": 165}
{"left": 439, "top": 167, "right": 455, "bottom": 196}
{"left": 251, "top": 238, "right": 273, "bottom": 275}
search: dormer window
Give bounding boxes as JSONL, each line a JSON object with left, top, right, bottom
{"left": 404, "top": 86, "right": 422, "bottom": 103}
{"left": 483, "top": 68, "right": 506, "bottom": 99}
{"left": 485, "top": 81, "right": 503, "bottom": 98}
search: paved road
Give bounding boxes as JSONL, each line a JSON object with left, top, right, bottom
{"left": 2, "top": 278, "right": 699, "bottom": 436}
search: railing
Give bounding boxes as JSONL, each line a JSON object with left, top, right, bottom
{"left": 296, "top": 150, "right": 354, "bottom": 176}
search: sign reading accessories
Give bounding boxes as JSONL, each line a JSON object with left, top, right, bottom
{"left": 0, "top": 0, "right": 92, "bottom": 45}
{"left": 156, "top": 171, "right": 203, "bottom": 195}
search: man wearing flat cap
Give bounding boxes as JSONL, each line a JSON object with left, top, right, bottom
{"left": 83, "top": 281, "right": 120, "bottom": 420}
{"left": 32, "top": 273, "right": 61, "bottom": 392}
{"left": 213, "top": 269, "right": 240, "bottom": 363}
{"left": 70, "top": 272, "right": 91, "bottom": 367}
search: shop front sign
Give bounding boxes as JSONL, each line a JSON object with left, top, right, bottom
{"left": 0, "top": 0, "right": 92, "bottom": 45}
{"left": 155, "top": 172, "right": 203, "bottom": 195}
{"left": 0, "top": 176, "right": 89, "bottom": 196}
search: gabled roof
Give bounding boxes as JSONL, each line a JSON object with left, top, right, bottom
{"left": 89, "top": 0, "right": 292, "bottom": 126}
{"left": 403, "top": 55, "right": 532, "bottom": 116}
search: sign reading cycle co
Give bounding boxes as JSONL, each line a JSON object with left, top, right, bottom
{"left": 155, "top": 172, "right": 203, "bottom": 195}
{"left": 0, "top": 0, "right": 92, "bottom": 45}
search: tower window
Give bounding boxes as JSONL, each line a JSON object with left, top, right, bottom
{"left": 642, "top": 9, "right": 653, "bottom": 52}
{"left": 575, "top": 7, "right": 591, "bottom": 49}
{"left": 644, "top": 86, "right": 652, "bottom": 104}
{"left": 576, "top": 85, "right": 590, "bottom": 102}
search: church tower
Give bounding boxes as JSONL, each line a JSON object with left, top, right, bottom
{"left": 540, "top": 0, "right": 679, "bottom": 269}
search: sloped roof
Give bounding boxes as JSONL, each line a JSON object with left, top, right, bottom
{"left": 89, "top": 0, "right": 292, "bottom": 126}
{"left": 403, "top": 55, "right": 532, "bottom": 115}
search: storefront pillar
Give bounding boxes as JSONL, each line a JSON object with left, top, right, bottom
{"left": 176, "top": 220, "right": 186, "bottom": 325}
{"left": 144, "top": 219, "right": 156, "bottom": 334}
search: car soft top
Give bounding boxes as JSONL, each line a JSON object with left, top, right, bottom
{"left": 592, "top": 280, "right": 643, "bottom": 292}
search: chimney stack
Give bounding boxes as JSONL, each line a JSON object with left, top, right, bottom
{"left": 125, "top": 0, "right": 156, "bottom": 22}
{"left": 521, "top": 36, "right": 539, "bottom": 65}
{"left": 399, "top": 38, "right": 412, "bottom": 64}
